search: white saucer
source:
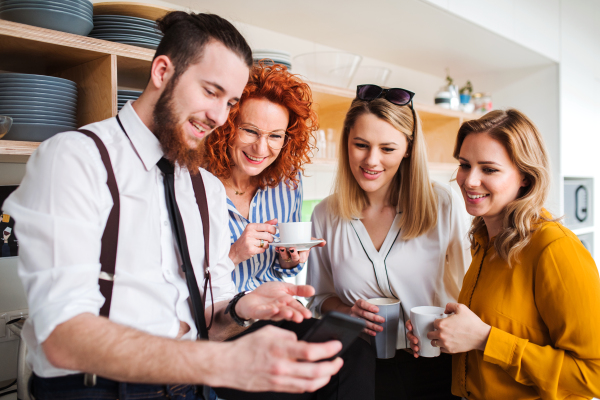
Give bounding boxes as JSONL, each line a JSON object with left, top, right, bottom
{"left": 273, "top": 239, "right": 325, "bottom": 251}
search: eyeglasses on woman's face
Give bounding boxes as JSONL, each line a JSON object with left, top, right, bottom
{"left": 237, "top": 123, "right": 288, "bottom": 150}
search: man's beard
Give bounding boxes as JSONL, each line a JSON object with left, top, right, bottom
{"left": 152, "top": 79, "right": 206, "bottom": 175}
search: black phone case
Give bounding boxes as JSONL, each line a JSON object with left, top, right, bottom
{"left": 301, "top": 311, "right": 366, "bottom": 360}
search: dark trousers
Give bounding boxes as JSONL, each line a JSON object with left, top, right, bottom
{"left": 375, "top": 350, "right": 459, "bottom": 400}
{"left": 31, "top": 373, "right": 209, "bottom": 400}
{"left": 215, "top": 318, "right": 376, "bottom": 400}
{"left": 31, "top": 319, "right": 375, "bottom": 400}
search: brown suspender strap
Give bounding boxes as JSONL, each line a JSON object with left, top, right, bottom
{"left": 78, "top": 129, "right": 120, "bottom": 318}
{"left": 79, "top": 125, "right": 212, "bottom": 328}
{"left": 190, "top": 172, "right": 214, "bottom": 331}
{"left": 190, "top": 174, "right": 210, "bottom": 268}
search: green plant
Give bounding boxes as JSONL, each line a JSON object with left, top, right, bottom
{"left": 460, "top": 80, "right": 473, "bottom": 95}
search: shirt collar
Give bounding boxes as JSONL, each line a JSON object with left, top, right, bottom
{"left": 118, "top": 101, "right": 164, "bottom": 171}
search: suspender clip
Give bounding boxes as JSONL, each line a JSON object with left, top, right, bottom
{"left": 83, "top": 373, "right": 97, "bottom": 387}
{"left": 99, "top": 272, "right": 114, "bottom": 281}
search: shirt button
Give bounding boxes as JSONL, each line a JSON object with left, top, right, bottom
{"left": 164, "top": 221, "right": 168, "bottom": 226}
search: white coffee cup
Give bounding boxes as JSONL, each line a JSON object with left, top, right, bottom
{"left": 366, "top": 297, "right": 401, "bottom": 359}
{"left": 410, "top": 306, "right": 448, "bottom": 357}
{"left": 278, "top": 222, "right": 311, "bottom": 243}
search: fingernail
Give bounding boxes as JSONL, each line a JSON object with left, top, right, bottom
{"left": 290, "top": 249, "right": 295, "bottom": 253}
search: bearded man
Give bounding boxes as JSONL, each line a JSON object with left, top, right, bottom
{"left": 2, "top": 11, "right": 373, "bottom": 400}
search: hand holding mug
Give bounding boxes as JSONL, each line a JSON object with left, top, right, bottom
{"left": 348, "top": 299, "right": 385, "bottom": 336}
{"left": 426, "top": 303, "right": 491, "bottom": 354}
{"left": 407, "top": 306, "right": 449, "bottom": 358}
{"left": 229, "top": 219, "right": 278, "bottom": 265}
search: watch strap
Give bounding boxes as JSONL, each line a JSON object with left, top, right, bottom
{"left": 225, "top": 291, "right": 253, "bottom": 327}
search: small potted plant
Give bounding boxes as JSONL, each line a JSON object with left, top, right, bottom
{"left": 434, "top": 71, "right": 460, "bottom": 110}
{"left": 459, "top": 81, "right": 473, "bottom": 105}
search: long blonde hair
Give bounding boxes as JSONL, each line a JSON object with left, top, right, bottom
{"left": 453, "top": 109, "right": 551, "bottom": 265}
{"left": 330, "top": 98, "right": 438, "bottom": 240}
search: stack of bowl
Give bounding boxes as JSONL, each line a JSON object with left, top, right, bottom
{"left": 0, "top": 0, "right": 93, "bottom": 36}
{"left": 252, "top": 49, "right": 292, "bottom": 70}
{"left": 0, "top": 73, "right": 78, "bottom": 142}
{"left": 118, "top": 90, "right": 142, "bottom": 111}
{"left": 89, "top": 15, "right": 162, "bottom": 49}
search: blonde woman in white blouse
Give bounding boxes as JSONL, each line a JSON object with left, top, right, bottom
{"left": 307, "top": 85, "right": 471, "bottom": 400}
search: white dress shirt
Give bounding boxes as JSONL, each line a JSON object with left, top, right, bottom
{"left": 307, "top": 182, "right": 471, "bottom": 349}
{"left": 3, "top": 102, "right": 236, "bottom": 378}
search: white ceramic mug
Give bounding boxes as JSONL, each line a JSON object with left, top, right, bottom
{"left": 277, "top": 222, "right": 311, "bottom": 243}
{"left": 366, "top": 298, "right": 401, "bottom": 359}
{"left": 410, "top": 306, "right": 448, "bottom": 357}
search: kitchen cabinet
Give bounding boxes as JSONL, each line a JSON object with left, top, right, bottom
{"left": 0, "top": 19, "right": 154, "bottom": 162}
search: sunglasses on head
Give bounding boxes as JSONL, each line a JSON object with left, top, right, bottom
{"left": 356, "top": 84, "right": 415, "bottom": 106}
{"left": 356, "top": 84, "right": 417, "bottom": 137}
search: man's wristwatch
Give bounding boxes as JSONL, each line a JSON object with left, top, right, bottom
{"left": 225, "top": 290, "right": 253, "bottom": 327}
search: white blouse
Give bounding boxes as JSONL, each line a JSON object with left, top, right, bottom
{"left": 307, "top": 182, "right": 472, "bottom": 349}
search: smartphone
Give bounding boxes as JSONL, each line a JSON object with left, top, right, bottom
{"left": 301, "top": 311, "right": 366, "bottom": 360}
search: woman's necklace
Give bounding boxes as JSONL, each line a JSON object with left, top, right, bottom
{"left": 224, "top": 179, "right": 250, "bottom": 196}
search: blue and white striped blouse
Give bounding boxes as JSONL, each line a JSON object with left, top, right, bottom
{"left": 227, "top": 175, "right": 304, "bottom": 292}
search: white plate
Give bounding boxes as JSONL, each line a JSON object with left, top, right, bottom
{"left": 272, "top": 239, "right": 325, "bottom": 251}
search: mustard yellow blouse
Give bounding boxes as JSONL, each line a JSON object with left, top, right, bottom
{"left": 452, "top": 216, "right": 600, "bottom": 399}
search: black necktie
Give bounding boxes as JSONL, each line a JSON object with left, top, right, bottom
{"left": 156, "top": 157, "right": 210, "bottom": 340}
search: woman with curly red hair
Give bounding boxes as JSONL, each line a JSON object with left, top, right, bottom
{"left": 202, "top": 63, "right": 324, "bottom": 292}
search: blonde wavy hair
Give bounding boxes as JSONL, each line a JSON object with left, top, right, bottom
{"left": 453, "top": 109, "right": 552, "bottom": 265}
{"left": 330, "top": 98, "right": 438, "bottom": 240}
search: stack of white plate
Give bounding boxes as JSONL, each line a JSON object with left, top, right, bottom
{"left": 118, "top": 90, "right": 142, "bottom": 111}
{"left": 252, "top": 49, "right": 292, "bottom": 70}
{"left": 89, "top": 15, "right": 162, "bottom": 50}
{"left": 0, "top": 0, "right": 93, "bottom": 36}
{"left": 0, "top": 73, "right": 78, "bottom": 142}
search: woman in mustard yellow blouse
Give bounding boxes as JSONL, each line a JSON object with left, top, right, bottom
{"left": 406, "top": 109, "right": 600, "bottom": 399}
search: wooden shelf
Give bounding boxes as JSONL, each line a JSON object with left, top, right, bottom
{"left": 0, "top": 20, "right": 154, "bottom": 68}
{"left": 0, "top": 19, "right": 155, "bottom": 163}
{"left": 0, "top": 141, "right": 39, "bottom": 163}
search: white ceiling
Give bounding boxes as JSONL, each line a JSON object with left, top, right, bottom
{"left": 167, "top": 0, "right": 556, "bottom": 77}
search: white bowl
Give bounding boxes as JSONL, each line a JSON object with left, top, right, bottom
{"left": 293, "top": 51, "right": 362, "bottom": 88}
{"left": 348, "top": 66, "right": 391, "bottom": 89}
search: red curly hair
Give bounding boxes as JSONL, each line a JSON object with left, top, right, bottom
{"left": 201, "top": 62, "right": 318, "bottom": 190}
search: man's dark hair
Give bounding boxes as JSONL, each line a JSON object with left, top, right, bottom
{"left": 154, "top": 12, "right": 252, "bottom": 83}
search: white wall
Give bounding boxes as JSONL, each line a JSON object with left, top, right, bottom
{"left": 423, "top": 0, "right": 561, "bottom": 62}
{"left": 559, "top": 0, "right": 600, "bottom": 255}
